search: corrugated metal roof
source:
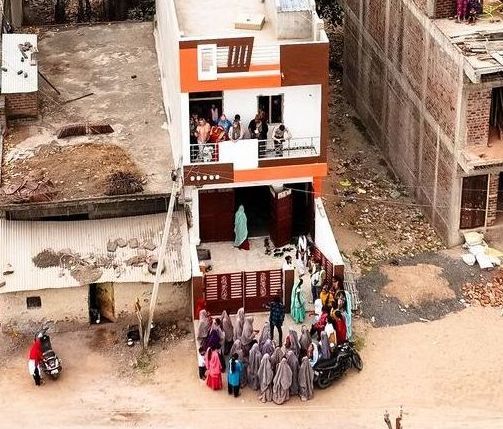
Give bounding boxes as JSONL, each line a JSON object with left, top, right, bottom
{"left": 1, "top": 33, "right": 38, "bottom": 94}
{"left": 0, "top": 212, "right": 191, "bottom": 294}
{"left": 279, "top": 0, "right": 311, "bottom": 12}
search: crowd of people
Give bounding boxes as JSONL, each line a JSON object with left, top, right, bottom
{"left": 189, "top": 105, "right": 292, "bottom": 162}
{"left": 456, "top": 0, "right": 482, "bottom": 23}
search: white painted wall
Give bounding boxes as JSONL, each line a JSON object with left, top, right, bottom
{"left": 223, "top": 84, "right": 321, "bottom": 141}
{"left": 154, "top": 0, "right": 183, "bottom": 165}
{"left": 314, "top": 197, "right": 344, "bottom": 267}
{"left": 219, "top": 139, "right": 258, "bottom": 170}
{"left": 180, "top": 93, "right": 190, "bottom": 164}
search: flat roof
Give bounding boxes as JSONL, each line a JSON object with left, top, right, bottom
{"left": 0, "top": 23, "right": 173, "bottom": 203}
{"left": 1, "top": 33, "right": 38, "bottom": 94}
{"left": 0, "top": 212, "right": 191, "bottom": 294}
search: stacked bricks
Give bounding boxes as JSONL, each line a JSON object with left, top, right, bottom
{"left": 466, "top": 89, "right": 492, "bottom": 146}
{"left": 434, "top": 0, "right": 456, "bottom": 18}
{"left": 487, "top": 173, "right": 499, "bottom": 226}
{"left": 5, "top": 92, "right": 38, "bottom": 118}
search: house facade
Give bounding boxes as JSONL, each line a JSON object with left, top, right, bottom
{"left": 155, "top": 0, "right": 344, "bottom": 317}
{"left": 343, "top": 0, "right": 503, "bottom": 246}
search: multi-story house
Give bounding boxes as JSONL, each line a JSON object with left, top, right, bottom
{"left": 155, "top": 0, "right": 345, "bottom": 316}
{"left": 342, "top": 0, "right": 503, "bottom": 245}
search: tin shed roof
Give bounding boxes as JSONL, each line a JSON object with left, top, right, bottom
{"left": 279, "top": 0, "right": 312, "bottom": 12}
{"left": 1, "top": 33, "right": 38, "bottom": 94}
{"left": 0, "top": 212, "right": 191, "bottom": 294}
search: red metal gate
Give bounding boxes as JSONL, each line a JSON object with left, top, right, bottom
{"left": 244, "top": 269, "right": 283, "bottom": 312}
{"left": 313, "top": 246, "right": 335, "bottom": 285}
{"left": 204, "top": 272, "right": 243, "bottom": 315}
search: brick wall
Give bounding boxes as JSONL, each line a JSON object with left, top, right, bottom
{"left": 466, "top": 89, "right": 491, "bottom": 146}
{"left": 487, "top": 173, "right": 499, "bottom": 226}
{"left": 5, "top": 92, "right": 38, "bottom": 118}
{"left": 434, "top": 0, "right": 455, "bottom": 18}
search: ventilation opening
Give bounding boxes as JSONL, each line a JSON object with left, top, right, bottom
{"left": 26, "top": 296, "right": 42, "bottom": 309}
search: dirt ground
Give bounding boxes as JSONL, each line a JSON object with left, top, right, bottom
{"left": 2, "top": 307, "right": 503, "bottom": 429}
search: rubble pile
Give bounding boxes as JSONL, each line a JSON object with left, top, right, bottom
{"left": 462, "top": 274, "right": 503, "bottom": 307}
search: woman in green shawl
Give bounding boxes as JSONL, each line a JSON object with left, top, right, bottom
{"left": 234, "top": 205, "right": 250, "bottom": 250}
{"left": 291, "top": 279, "right": 306, "bottom": 324}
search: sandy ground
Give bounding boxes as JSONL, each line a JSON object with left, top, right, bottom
{"left": 2, "top": 306, "right": 503, "bottom": 429}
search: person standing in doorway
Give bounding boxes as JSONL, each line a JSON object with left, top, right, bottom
{"left": 28, "top": 336, "right": 43, "bottom": 386}
{"left": 210, "top": 104, "right": 219, "bottom": 125}
{"left": 234, "top": 205, "right": 250, "bottom": 250}
{"left": 265, "top": 295, "right": 285, "bottom": 346}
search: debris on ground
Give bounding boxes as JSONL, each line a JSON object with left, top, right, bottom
{"left": 70, "top": 265, "right": 103, "bottom": 284}
{"left": 104, "top": 171, "right": 144, "bottom": 196}
{"left": 462, "top": 271, "right": 503, "bottom": 307}
{"left": 57, "top": 122, "right": 114, "bottom": 139}
{"left": 1, "top": 176, "right": 57, "bottom": 204}
{"left": 33, "top": 249, "right": 63, "bottom": 268}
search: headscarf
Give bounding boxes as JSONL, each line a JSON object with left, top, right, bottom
{"left": 290, "top": 279, "right": 306, "bottom": 323}
{"left": 344, "top": 290, "right": 353, "bottom": 340}
{"left": 197, "top": 310, "right": 211, "bottom": 345}
{"left": 299, "top": 325, "right": 311, "bottom": 354}
{"left": 262, "top": 339, "right": 275, "bottom": 357}
{"left": 234, "top": 205, "right": 248, "bottom": 247}
{"left": 233, "top": 308, "right": 245, "bottom": 341}
{"left": 221, "top": 310, "right": 234, "bottom": 343}
{"left": 240, "top": 316, "right": 255, "bottom": 346}
{"left": 285, "top": 350, "right": 299, "bottom": 395}
{"left": 258, "top": 353, "right": 274, "bottom": 403}
{"left": 320, "top": 331, "right": 331, "bottom": 360}
{"left": 229, "top": 339, "right": 243, "bottom": 360}
{"left": 272, "top": 357, "right": 293, "bottom": 405}
{"left": 270, "top": 346, "right": 284, "bottom": 373}
{"left": 288, "top": 329, "right": 301, "bottom": 358}
{"left": 206, "top": 320, "right": 224, "bottom": 350}
{"left": 298, "top": 355, "right": 314, "bottom": 401}
{"left": 206, "top": 348, "right": 222, "bottom": 378}
{"left": 258, "top": 320, "right": 271, "bottom": 353}
{"left": 247, "top": 343, "right": 262, "bottom": 390}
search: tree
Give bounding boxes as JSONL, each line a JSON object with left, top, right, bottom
{"left": 315, "top": 0, "right": 344, "bottom": 26}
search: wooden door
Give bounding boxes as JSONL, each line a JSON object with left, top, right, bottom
{"left": 96, "top": 283, "right": 116, "bottom": 322}
{"left": 270, "top": 187, "right": 292, "bottom": 247}
{"left": 460, "top": 175, "right": 488, "bottom": 229}
{"left": 199, "top": 189, "right": 235, "bottom": 242}
{"left": 204, "top": 273, "right": 244, "bottom": 315}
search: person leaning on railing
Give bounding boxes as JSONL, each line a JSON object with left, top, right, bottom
{"left": 272, "top": 124, "right": 292, "bottom": 158}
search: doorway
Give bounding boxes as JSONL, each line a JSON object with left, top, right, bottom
{"left": 235, "top": 186, "right": 271, "bottom": 237}
{"left": 189, "top": 91, "right": 223, "bottom": 123}
{"left": 89, "top": 283, "right": 116, "bottom": 324}
{"left": 286, "top": 182, "right": 314, "bottom": 237}
{"left": 460, "top": 175, "right": 488, "bottom": 229}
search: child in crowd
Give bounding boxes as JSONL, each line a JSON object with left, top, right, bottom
{"left": 227, "top": 353, "right": 242, "bottom": 397}
{"left": 198, "top": 346, "right": 206, "bottom": 380}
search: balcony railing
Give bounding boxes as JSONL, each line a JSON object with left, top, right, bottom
{"left": 189, "top": 137, "right": 319, "bottom": 166}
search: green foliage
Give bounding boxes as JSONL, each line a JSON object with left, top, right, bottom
{"left": 316, "top": 0, "right": 344, "bottom": 26}
{"left": 128, "top": 0, "right": 155, "bottom": 21}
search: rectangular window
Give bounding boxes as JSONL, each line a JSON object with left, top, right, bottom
{"left": 197, "top": 44, "right": 217, "bottom": 81}
{"left": 460, "top": 175, "right": 488, "bottom": 229}
{"left": 257, "top": 95, "right": 283, "bottom": 124}
{"left": 26, "top": 296, "right": 42, "bottom": 309}
{"left": 489, "top": 87, "right": 503, "bottom": 145}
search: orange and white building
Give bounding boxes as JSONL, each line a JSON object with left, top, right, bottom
{"left": 155, "top": 0, "right": 344, "bottom": 316}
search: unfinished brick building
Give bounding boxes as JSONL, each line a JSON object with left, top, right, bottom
{"left": 342, "top": 0, "right": 503, "bottom": 245}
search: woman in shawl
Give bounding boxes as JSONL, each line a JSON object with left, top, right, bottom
{"left": 205, "top": 346, "right": 223, "bottom": 390}
{"left": 221, "top": 310, "right": 234, "bottom": 355}
{"left": 320, "top": 331, "right": 331, "bottom": 360}
{"left": 233, "top": 307, "right": 245, "bottom": 341}
{"left": 258, "top": 354, "right": 274, "bottom": 403}
{"left": 344, "top": 290, "right": 353, "bottom": 340}
{"left": 258, "top": 320, "right": 271, "bottom": 353}
{"left": 290, "top": 279, "right": 306, "bottom": 324}
{"left": 270, "top": 345, "right": 284, "bottom": 373}
{"left": 299, "top": 325, "right": 312, "bottom": 355}
{"left": 262, "top": 338, "right": 275, "bottom": 357}
{"left": 333, "top": 310, "right": 347, "bottom": 344}
{"left": 197, "top": 309, "right": 211, "bottom": 348}
{"left": 247, "top": 343, "right": 262, "bottom": 390}
{"left": 285, "top": 350, "right": 299, "bottom": 396}
{"left": 234, "top": 205, "right": 249, "bottom": 250}
{"left": 298, "top": 355, "right": 314, "bottom": 401}
{"left": 240, "top": 316, "right": 256, "bottom": 356}
{"left": 287, "top": 329, "right": 301, "bottom": 358}
{"left": 272, "top": 357, "right": 293, "bottom": 405}
{"left": 307, "top": 342, "right": 319, "bottom": 368}
{"left": 206, "top": 318, "right": 224, "bottom": 350}
{"left": 229, "top": 339, "right": 247, "bottom": 387}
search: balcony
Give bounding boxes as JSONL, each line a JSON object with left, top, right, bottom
{"left": 188, "top": 136, "right": 320, "bottom": 168}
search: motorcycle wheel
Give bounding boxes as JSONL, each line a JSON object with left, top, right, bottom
{"left": 352, "top": 352, "right": 363, "bottom": 371}
{"left": 316, "top": 376, "right": 333, "bottom": 389}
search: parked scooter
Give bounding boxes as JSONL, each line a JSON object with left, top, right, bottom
{"left": 36, "top": 328, "right": 62, "bottom": 379}
{"left": 313, "top": 341, "right": 363, "bottom": 389}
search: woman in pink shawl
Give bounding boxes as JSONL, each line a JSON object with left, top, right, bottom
{"left": 205, "top": 346, "right": 223, "bottom": 390}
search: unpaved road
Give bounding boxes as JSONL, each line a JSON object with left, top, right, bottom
{"left": 2, "top": 306, "right": 503, "bottom": 429}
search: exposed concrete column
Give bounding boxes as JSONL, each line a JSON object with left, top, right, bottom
{"left": 9, "top": 0, "right": 23, "bottom": 28}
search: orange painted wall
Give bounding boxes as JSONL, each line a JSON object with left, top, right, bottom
{"left": 234, "top": 163, "right": 327, "bottom": 183}
{"left": 179, "top": 48, "right": 282, "bottom": 92}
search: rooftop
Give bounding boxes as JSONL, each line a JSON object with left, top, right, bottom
{"left": 0, "top": 22, "right": 173, "bottom": 204}
{"left": 1, "top": 33, "right": 38, "bottom": 94}
{"left": 174, "top": 0, "right": 320, "bottom": 43}
{"left": 435, "top": 8, "right": 503, "bottom": 82}
{"left": 0, "top": 211, "right": 191, "bottom": 294}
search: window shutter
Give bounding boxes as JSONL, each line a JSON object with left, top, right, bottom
{"left": 197, "top": 44, "right": 217, "bottom": 81}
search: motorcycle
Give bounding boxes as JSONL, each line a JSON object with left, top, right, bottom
{"left": 313, "top": 341, "right": 363, "bottom": 389}
{"left": 37, "top": 328, "right": 62, "bottom": 379}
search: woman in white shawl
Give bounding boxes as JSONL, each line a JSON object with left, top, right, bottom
{"left": 298, "top": 355, "right": 314, "bottom": 401}
{"left": 247, "top": 343, "right": 262, "bottom": 390}
{"left": 272, "top": 357, "right": 293, "bottom": 405}
{"left": 258, "top": 320, "right": 271, "bottom": 353}
{"left": 240, "top": 316, "right": 256, "bottom": 356}
{"left": 221, "top": 310, "right": 234, "bottom": 355}
{"left": 196, "top": 309, "right": 211, "bottom": 347}
{"left": 285, "top": 350, "right": 299, "bottom": 396}
{"left": 299, "top": 325, "right": 312, "bottom": 355}
{"left": 262, "top": 339, "right": 275, "bottom": 357}
{"left": 258, "top": 353, "right": 274, "bottom": 403}
{"left": 287, "top": 329, "right": 301, "bottom": 358}
{"left": 270, "top": 346, "right": 284, "bottom": 374}
{"left": 233, "top": 308, "right": 245, "bottom": 341}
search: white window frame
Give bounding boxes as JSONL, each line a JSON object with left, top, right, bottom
{"left": 197, "top": 44, "right": 217, "bottom": 81}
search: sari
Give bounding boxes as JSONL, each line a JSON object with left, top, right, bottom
{"left": 290, "top": 280, "right": 306, "bottom": 323}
